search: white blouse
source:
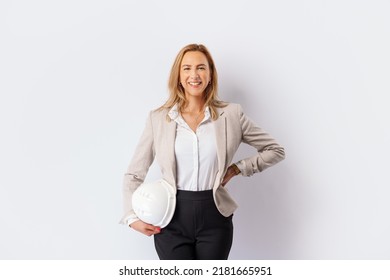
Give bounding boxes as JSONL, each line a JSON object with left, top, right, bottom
{"left": 168, "top": 105, "right": 218, "bottom": 191}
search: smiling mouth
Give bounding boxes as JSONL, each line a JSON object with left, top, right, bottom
{"left": 189, "top": 82, "right": 202, "bottom": 86}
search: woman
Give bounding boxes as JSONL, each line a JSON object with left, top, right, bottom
{"left": 120, "top": 44, "right": 285, "bottom": 259}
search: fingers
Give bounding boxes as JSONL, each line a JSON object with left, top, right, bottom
{"left": 130, "top": 220, "right": 161, "bottom": 236}
{"left": 143, "top": 225, "right": 161, "bottom": 236}
{"left": 145, "top": 228, "right": 161, "bottom": 236}
{"left": 221, "top": 167, "right": 235, "bottom": 187}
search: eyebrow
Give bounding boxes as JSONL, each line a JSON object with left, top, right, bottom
{"left": 181, "top": 64, "right": 207, "bottom": 68}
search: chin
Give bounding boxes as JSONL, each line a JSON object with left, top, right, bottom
{"left": 185, "top": 89, "right": 205, "bottom": 97}
{"left": 188, "top": 92, "right": 204, "bottom": 98}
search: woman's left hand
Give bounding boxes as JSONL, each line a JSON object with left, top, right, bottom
{"left": 221, "top": 165, "right": 239, "bottom": 187}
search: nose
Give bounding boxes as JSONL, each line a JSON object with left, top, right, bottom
{"left": 190, "top": 69, "right": 199, "bottom": 79}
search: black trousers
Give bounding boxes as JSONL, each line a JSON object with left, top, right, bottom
{"left": 154, "top": 190, "right": 233, "bottom": 260}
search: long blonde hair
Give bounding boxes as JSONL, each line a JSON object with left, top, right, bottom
{"left": 159, "top": 44, "right": 227, "bottom": 120}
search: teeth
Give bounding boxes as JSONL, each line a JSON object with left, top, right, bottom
{"left": 189, "top": 82, "right": 201, "bottom": 86}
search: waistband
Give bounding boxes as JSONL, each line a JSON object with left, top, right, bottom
{"left": 176, "top": 190, "right": 213, "bottom": 201}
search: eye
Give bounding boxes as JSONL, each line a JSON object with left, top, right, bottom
{"left": 183, "top": 67, "right": 190, "bottom": 71}
{"left": 198, "top": 66, "right": 206, "bottom": 70}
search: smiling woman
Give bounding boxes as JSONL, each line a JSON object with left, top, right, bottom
{"left": 120, "top": 43, "right": 285, "bottom": 260}
{"left": 180, "top": 52, "right": 210, "bottom": 97}
{"left": 164, "top": 44, "right": 224, "bottom": 121}
{"left": 178, "top": 51, "right": 212, "bottom": 131}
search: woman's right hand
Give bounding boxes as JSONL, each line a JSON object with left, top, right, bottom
{"left": 130, "top": 220, "right": 161, "bottom": 236}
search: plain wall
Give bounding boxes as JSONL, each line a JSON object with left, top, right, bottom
{"left": 1, "top": 0, "right": 389, "bottom": 259}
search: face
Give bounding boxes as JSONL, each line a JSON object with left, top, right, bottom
{"left": 179, "top": 51, "right": 211, "bottom": 98}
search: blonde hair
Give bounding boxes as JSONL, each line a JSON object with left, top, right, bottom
{"left": 158, "top": 44, "right": 227, "bottom": 120}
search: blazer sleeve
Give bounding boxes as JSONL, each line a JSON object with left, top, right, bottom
{"left": 237, "top": 104, "right": 285, "bottom": 176}
{"left": 119, "top": 111, "right": 155, "bottom": 225}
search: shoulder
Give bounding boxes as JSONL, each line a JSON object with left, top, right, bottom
{"left": 224, "top": 102, "right": 242, "bottom": 110}
{"left": 144, "top": 107, "right": 168, "bottom": 120}
{"left": 218, "top": 102, "right": 243, "bottom": 116}
{"left": 150, "top": 107, "right": 169, "bottom": 117}
{"left": 145, "top": 107, "right": 173, "bottom": 127}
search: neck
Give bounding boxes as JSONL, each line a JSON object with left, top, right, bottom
{"left": 183, "top": 96, "right": 205, "bottom": 113}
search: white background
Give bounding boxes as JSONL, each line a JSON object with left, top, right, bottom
{"left": 1, "top": 0, "right": 389, "bottom": 260}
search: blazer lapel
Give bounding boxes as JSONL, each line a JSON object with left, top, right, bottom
{"left": 165, "top": 119, "right": 177, "bottom": 188}
{"left": 214, "top": 108, "right": 227, "bottom": 176}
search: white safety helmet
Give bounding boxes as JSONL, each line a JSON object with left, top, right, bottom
{"left": 132, "top": 179, "right": 176, "bottom": 228}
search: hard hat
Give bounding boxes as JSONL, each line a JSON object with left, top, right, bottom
{"left": 132, "top": 179, "right": 176, "bottom": 228}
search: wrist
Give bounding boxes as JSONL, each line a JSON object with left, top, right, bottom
{"left": 231, "top": 164, "right": 241, "bottom": 175}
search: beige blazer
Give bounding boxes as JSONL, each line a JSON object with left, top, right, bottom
{"left": 120, "top": 103, "right": 285, "bottom": 224}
